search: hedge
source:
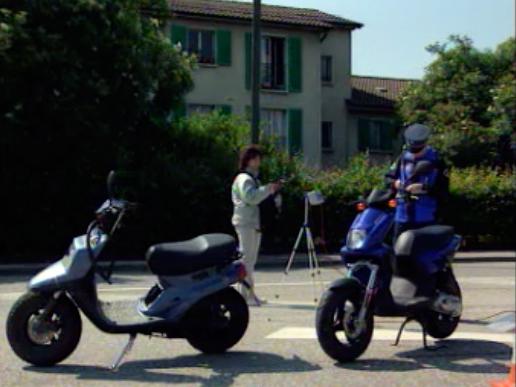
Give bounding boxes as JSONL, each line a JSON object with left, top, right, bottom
{"left": 1, "top": 113, "right": 514, "bottom": 263}
{"left": 259, "top": 153, "right": 516, "bottom": 253}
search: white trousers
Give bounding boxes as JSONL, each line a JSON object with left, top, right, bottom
{"left": 234, "top": 227, "right": 262, "bottom": 297}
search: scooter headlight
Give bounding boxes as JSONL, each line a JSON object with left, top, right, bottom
{"left": 347, "top": 229, "right": 367, "bottom": 250}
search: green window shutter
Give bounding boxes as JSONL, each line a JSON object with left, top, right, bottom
{"left": 288, "top": 109, "right": 303, "bottom": 155}
{"left": 170, "top": 24, "right": 187, "bottom": 49}
{"left": 245, "top": 32, "right": 252, "bottom": 90}
{"left": 379, "top": 121, "right": 394, "bottom": 151}
{"left": 288, "top": 37, "right": 302, "bottom": 93}
{"left": 358, "top": 119, "right": 370, "bottom": 151}
{"left": 216, "top": 30, "right": 232, "bottom": 66}
{"left": 219, "top": 104, "right": 232, "bottom": 116}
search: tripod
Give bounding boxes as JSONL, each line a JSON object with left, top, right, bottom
{"left": 276, "top": 193, "right": 324, "bottom": 303}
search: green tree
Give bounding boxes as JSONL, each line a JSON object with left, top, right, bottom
{"left": 398, "top": 35, "right": 515, "bottom": 167}
{"left": 0, "top": 0, "right": 193, "bottom": 257}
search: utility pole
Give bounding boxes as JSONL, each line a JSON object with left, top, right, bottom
{"left": 251, "top": 0, "right": 261, "bottom": 144}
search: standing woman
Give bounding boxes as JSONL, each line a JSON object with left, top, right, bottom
{"left": 232, "top": 145, "right": 280, "bottom": 306}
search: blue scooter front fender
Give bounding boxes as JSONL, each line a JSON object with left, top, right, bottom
{"left": 328, "top": 277, "right": 364, "bottom": 295}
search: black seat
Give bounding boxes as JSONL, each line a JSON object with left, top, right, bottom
{"left": 146, "top": 234, "right": 237, "bottom": 276}
{"left": 395, "top": 225, "right": 454, "bottom": 257}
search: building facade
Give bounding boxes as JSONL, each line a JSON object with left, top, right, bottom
{"left": 167, "top": 0, "right": 362, "bottom": 167}
{"left": 166, "top": 0, "right": 414, "bottom": 168}
{"left": 347, "top": 76, "right": 416, "bottom": 164}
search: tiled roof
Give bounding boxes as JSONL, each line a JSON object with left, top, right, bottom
{"left": 348, "top": 76, "right": 417, "bottom": 112}
{"left": 168, "top": 0, "right": 362, "bottom": 29}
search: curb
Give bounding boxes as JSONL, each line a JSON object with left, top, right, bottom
{"left": 0, "top": 252, "right": 513, "bottom": 276}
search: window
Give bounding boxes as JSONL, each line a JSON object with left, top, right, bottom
{"left": 321, "top": 56, "right": 332, "bottom": 83}
{"left": 261, "top": 36, "right": 286, "bottom": 90}
{"left": 187, "top": 104, "right": 215, "bottom": 116}
{"left": 187, "top": 30, "right": 215, "bottom": 64}
{"left": 261, "top": 109, "right": 288, "bottom": 148}
{"left": 358, "top": 119, "right": 394, "bottom": 152}
{"left": 321, "top": 121, "right": 333, "bottom": 150}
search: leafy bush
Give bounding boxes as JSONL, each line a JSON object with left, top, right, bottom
{"left": 445, "top": 168, "right": 516, "bottom": 247}
{"left": 398, "top": 36, "right": 515, "bottom": 167}
{"left": 0, "top": 0, "right": 193, "bottom": 259}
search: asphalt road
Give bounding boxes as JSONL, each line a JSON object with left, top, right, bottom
{"left": 0, "top": 261, "right": 515, "bottom": 387}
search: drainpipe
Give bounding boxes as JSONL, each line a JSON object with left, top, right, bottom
{"left": 251, "top": 0, "right": 261, "bottom": 144}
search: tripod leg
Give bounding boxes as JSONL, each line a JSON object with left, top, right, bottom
{"left": 304, "top": 227, "right": 319, "bottom": 303}
{"left": 276, "top": 226, "right": 304, "bottom": 299}
{"left": 306, "top": 226, "right": 324, "bottom": 296}
{"left": 284, "top": 226, "right": 304, "bottom": 275}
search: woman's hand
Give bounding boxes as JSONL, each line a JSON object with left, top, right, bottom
{"left": 269, "top": 182, "right": 282, "bottom": 194}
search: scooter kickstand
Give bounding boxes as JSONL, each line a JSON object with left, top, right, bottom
{"left": 111, "top": 334, "right": 136, "bottom": 372}
{"left": 422, "top": 328, "right": 446, "bottom": 351}
{"left": 392, "top": 317, "right": 412, "bottom": 346}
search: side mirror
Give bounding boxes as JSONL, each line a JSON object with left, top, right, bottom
{"left": 107, "top": 170, "right": 116, "bottom": 199}
{"left": 412, "top": 160, "right": 433, "bottom": 176}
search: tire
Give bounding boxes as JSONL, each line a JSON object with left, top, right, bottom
{"left": 424, "top": 270, "right": 462, "bottom": 339}
{"left": 6, "top": 292, "right": 82, "bottom": 366}
{"left": 316, "top": 280, "right": 374, "bottom": 363}
{"left": 185, "top": 287, "right": 249, "bottom": 354}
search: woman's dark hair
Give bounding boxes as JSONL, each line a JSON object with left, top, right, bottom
{"left": 239, "top": 144, "right": 262, "bottom": 170}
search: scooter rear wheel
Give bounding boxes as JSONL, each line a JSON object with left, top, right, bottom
{"left": 424, "top": 270, "right": 462, "bottom": 339}
{"left": 6, "top": 292, "right": 82, "bottom": 366}
{"left": 316, "top": 280, "right": 374, "bottom": 363}
{"left": 185, "top": 287, "right": 249, "bottom": 354}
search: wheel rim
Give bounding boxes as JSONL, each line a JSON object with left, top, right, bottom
{"left": 26, "top": 310, "right": 61, "bottom": 346}
{"left": 332, "top": 300, "right": 365, "bottom": 342}
{"left": 209, "top": 303, "right": 232, "bottom": 330}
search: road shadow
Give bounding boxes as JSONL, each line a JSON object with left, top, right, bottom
{"left": 25, "top": 351, "right": 321, "bottom": 386}
{"left": 337, "top": 339, "right": 511, "bottom": 375}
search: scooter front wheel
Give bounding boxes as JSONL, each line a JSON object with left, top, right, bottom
{"left": 316, "top": 281, "right": 374, "bottom": 363}
{"left": 184, "top": 287, "right": 249, "bottom": 354}
{"left": 6, "top": 292, "right": 82, "bottom": 366}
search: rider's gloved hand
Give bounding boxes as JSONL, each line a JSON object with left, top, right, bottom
{"left": 405, "top": 183, "right": 425, "bottom": 194}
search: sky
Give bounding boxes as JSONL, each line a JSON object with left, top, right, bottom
{"left": 242, "top": 0, "right": 515, "bottom": 79}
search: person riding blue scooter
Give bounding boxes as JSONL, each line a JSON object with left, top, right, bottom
{"left": 315, "top": 123, "right": 462, "bottom": 363}
{"left": 386, "top": 123, "right": 449, "bottom": 241}
{"left": 386, "top": 123, "right": 450, "bottom": 296}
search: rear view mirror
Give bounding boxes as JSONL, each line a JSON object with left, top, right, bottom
{"left": 107, "top": 170, "right": 116, "bottom": 200}
{"left": 412, "top": 160, "right": 433, "bottom": 176}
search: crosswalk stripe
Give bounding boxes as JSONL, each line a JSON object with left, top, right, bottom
{"left": 266, "top": 326, "right": 516, "bottom": 344}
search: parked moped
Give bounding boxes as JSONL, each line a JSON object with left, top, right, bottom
{"left": 6, "top": 172, "right": 249, "bottom": 369}
{"left": 316, "top": 161, "right": 462, "bottom": 362}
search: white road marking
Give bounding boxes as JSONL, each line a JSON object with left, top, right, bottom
{"left": 266, "top": 326, "right": 516, "bottom": 344}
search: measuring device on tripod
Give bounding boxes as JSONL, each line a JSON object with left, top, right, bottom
{"left": 275, "top": 190, "right": 325, "bottom": 303}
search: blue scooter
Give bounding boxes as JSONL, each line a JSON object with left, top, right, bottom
{"left": 6, "top": 171, "right": 249, "bottom": 369}
{"left": 316, "top": 160, "right": 462, "bottom": 362}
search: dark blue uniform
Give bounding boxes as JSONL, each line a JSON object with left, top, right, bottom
{"left": 387, "top": 146, "right": 446, "bottom": 240}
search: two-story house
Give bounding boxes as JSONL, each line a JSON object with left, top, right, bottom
{"left": 167, "top": 0, "right": 362, "bottom": 167}
{"left": 347, "top": 75, "right": 416, "bottom": 164}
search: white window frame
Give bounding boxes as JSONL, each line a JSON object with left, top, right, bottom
{"left": 187, "top": 29, "right": 216, "bottom": 64}
{"left": 260, "top": 108, "right": 288, "bottom": 149}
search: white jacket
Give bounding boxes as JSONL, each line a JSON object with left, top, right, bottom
{"left": 231, "top": 171, "right": 272, "bottom": 229}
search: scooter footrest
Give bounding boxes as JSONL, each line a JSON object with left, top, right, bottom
{"left": 392, "top": 296, "right": 430, "bottom": 311}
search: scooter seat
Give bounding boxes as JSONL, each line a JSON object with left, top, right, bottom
{"left": 395, "top": 225, "right": 454, "bottom": 257}
{"left": 146, "top": 234, "right": 237, "bottom": 276}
